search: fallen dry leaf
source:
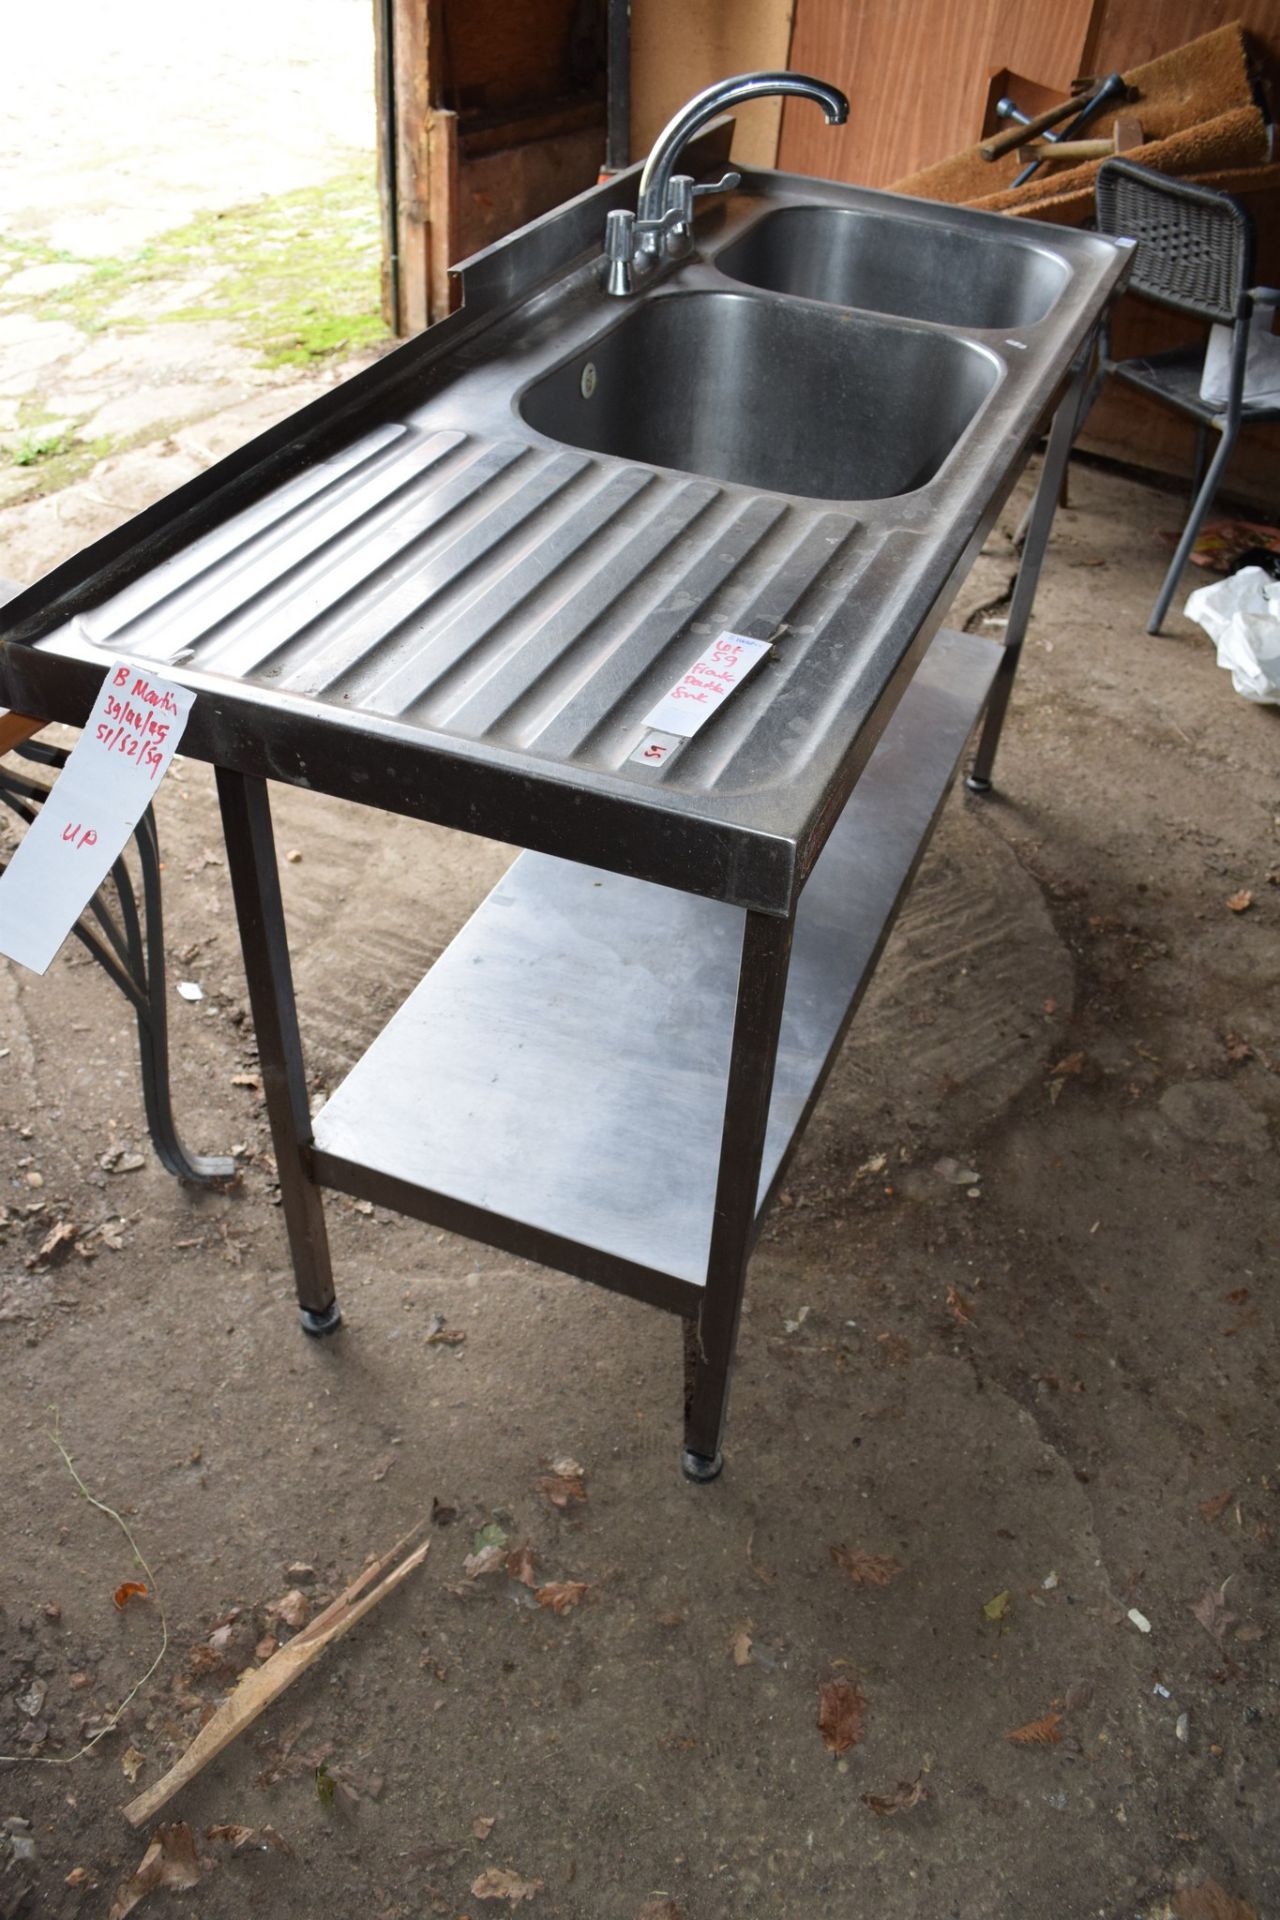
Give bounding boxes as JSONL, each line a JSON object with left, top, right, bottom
{"left": 982, "top": 1590, "right": 1011, "bottom": 1623}
{"left": 113, "top": 1581, "right": 148, "bottom": 1611}
{"left": 425, "top": 1323, "right": 466, "bottom": 1347}
{"left": 1052, "top": 1051, "right": 1086, "bottom": 1076}
{"left": 27, "top": 1219, "right": 77, "bottom": 1269}
{"left": 862, "top": 1772, "right": 928, "bottom": 1817}
{"left": 463, "top": 1545, "right": 508, "bottom": 1579}
{"left": 1226, "top": 890, "right": 1254, "bottom": 914}
{"left": 206, "top": 1824, "right": 253, "bottom": 1850}
{"left": 1173, "top": 1881, "right": 1258, "bottom": 1920}
{"left": 121, "top": 1746, "right": 146, "bottom": 1784}
{"left": 876, "top": 1331, "right": 911, "bottom": 1367}
{"left": 207, "top": 1824, "right": 290, "bottom": 1854}
{"left": 1192, "top": 1581, "right": 1238, "bottom": 1642}
{"left": 536, "top": 1581, "right": 589, "bottom": 1614}
{"left": 946, "top": 1285, "right": 975, "bottom": 1327}
{"left": 538, "top": 1464, "right": 587, "bottom": 1510}
{"left": 471, "top": 1866, "right": 544, "bottom": 1903}
{"left": 505, "top": 1544, "right": 538, "bottom": 1589}
{"left": 817, "top": 1678, "right": 867, "bottom": 1754}
{"left": 266, "top": 1589, "right": 310, "bottom": 1631}
{"left": 831, "top": 1546, "right": 903, "bottom": 1588}
{"left": 1004, "top": 1711, "right": 1063, "bottom": 1745}
{"left": 473, "top": 1815, "right": 496, "bottom": 1841}
{"left": 729, "top": 1627, "right": 753, "bottom": 1667}
{"left": 108, "top": 1823, "right": 201, "bottom": 1919}
{"left": 1198, "top": 1489, "right": 1233, "bottom": 1525}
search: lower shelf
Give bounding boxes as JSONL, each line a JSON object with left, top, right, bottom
{"left": 310, "top": 625, "right": 1001, "bottom": 1305}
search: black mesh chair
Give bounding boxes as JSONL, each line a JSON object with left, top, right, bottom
{"left": 1087, "top": 158, "right": 1280, "bottom": 634}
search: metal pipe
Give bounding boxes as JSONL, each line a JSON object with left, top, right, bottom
{"left": 637, "top": 72, "right": 847, "bottom": 227}
{"left": 605, "top": 0, "right": 631, "bottom": 174}
{"left": 377, "top": 0, "right": 402, "bottom": 334}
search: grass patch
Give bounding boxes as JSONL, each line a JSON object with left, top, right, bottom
{"left": 12, "top": 428, "right": 74, "bottom": 467}
{"left": 41, "top": 163, "right": 388, "bottom": 367}
{"left": 2, "top": 435, "right": 116, "bottom": 505}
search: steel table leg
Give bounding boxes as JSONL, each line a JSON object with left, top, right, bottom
{"left": 216, "top": 768, "right": 340, "bottom": 1334}
{"left": 682, "top": 908, "right": 794, "bottom": 1480}
{"left": 967, "top": 349, "right": 1093, "bottom": 795}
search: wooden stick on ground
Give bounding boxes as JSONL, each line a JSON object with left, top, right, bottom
{"left": 122, "top": 1521, "right": 430, "bottom": 1828}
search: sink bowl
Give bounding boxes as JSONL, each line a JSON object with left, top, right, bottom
{"left": 716, "top": 206, "right": 1070, "bottom": 331}
{"left": 519, "top": 290, "right": 999, "bottom": 502}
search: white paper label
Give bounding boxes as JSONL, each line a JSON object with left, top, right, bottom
{"left": 628, "top": 729, "right": 681, "bottom": 767}
{"left": 0, "top": 664, "right": 195, "bottom": 975}
{"left": 642, "top": 631, "right": 772, "bottom": 739}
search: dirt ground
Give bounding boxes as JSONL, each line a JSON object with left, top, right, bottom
{"left": 2, "top": 17, "right": 1279, "bottom": 1920}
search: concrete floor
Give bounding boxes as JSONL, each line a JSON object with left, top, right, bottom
{"left": 1, "top": 17, "right": 1278, "bottom": 1920}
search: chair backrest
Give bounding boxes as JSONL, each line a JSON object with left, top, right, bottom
{"left": 1095, "top": 158, "right": 1253, "bottom": 327}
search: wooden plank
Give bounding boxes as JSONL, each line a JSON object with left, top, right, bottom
{"left": 0, "top": 712, "right": 47, "bottom": 755}
{"left": 439, "top": 0, "right": 603, "bottom": 115}
{"left": 383, "top": 0, "right": 441, "bottom": 336}
{"left": 426, "top": 108, "right": 460, "bottom": 325}
{"left": 455, "top": 127, "right": 608, "bottom": 261}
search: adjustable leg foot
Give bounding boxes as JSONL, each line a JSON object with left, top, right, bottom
{"left": 964, "top": 772, "right": 993, "bottom": 796}
{"left": 299, "top": 1300, "right": 343, "bottom": 1337}
{"left": 680, "top": 1446, "right": 724, "bottom": 1483}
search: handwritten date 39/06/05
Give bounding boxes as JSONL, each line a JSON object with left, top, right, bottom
{"left": 95, "top": 664, "right": 181, "bottom": 779}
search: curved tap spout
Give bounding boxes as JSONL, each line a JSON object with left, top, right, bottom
{"left": 636, "top": 72, "right": 848, "bottom": 227}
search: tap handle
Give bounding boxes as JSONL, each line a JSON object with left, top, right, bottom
{"left": 605, "top": 208, "right": 634, "bottom": 259}
{"left": 692, "top": 170, "right": 742, "bottom": 196}
{"left": 603, "top": 208, "right": 635, "bottom": 295}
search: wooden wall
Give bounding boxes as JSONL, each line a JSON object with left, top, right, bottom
{"left": 777, "top": 0, "right": 1280, "bottom": 184}
{"left": 378, "top": 0, "right": 607, "bottom": 331}
{"left": 778, "top": 1, "right": 1095, "bottom": 188}
{"left": 630, "top": 0, "right": 796, "bottom": 169}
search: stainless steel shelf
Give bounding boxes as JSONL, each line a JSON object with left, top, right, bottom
{"left": 310, "top": 626, "right": 999, "bottom": 1308}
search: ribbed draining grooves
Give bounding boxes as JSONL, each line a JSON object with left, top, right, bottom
{"left": 81, "top": 424, "right": 457, "bottom": 664}
{"left": 357, "top": 460, "right": 665, "bottom": 723}
{"left": 503, "top": 492, "right": 791, "bottom": 758}
{"left": 171, "top": 436, "right": 561, "bottom": 686}
{"left": 662, "top": 525, "right": 924, "bottom": 795}
{"left": 77, "top": 423, "right": 412, "bottom": 654}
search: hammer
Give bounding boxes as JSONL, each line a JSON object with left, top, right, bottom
{"left": 1010, "top": 72, "right": 1131, "bottom": 188}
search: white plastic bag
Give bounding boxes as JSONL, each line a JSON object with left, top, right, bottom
{"left": 1199, "top": 307, "right": 1280, "bottom": 410}
{"left": 1184, "top": 565, "right": 1280, "bottom": 704}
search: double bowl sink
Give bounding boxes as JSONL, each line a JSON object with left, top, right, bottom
{"left": 0, "top": 162, "right": 1131, "bottom": 873}
{"left": 519, "top": 199, "right": 1074, "bottom": 505}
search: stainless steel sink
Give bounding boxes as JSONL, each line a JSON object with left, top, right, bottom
{"left": 519, "top": 289, "right": 1000, "bottom": 502}
{"left": 1, "top": 135, "right": 1132, "bottom": 889}
{"left": 716, "top": 205, "right": 1071, "bottom": 330}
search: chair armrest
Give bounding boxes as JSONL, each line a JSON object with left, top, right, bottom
{"left": 1248, "top": 286, "right": 1280, "bottom": 308}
